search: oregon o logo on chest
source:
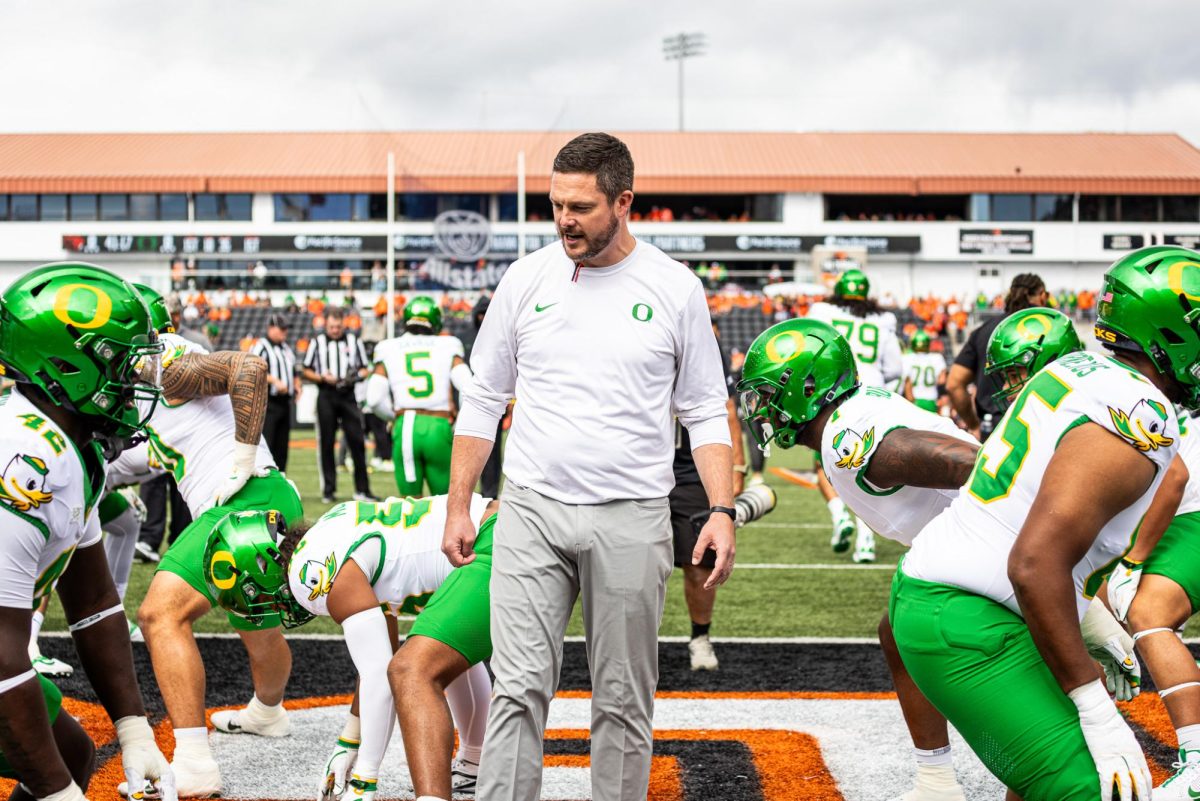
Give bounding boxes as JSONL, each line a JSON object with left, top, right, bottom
{"left": 52, "top": 284, "right": 113, "bottom": 330}
{"left": 632, "top": 303, "right": 654, "bottom": 322}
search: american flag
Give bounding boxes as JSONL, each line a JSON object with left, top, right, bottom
{"left": 1101, "top": 291, "right": 1114, "bottom": 303}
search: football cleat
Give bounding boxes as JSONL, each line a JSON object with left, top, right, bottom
{"left": 852, "top": 524, "right": 876, "bottom": 564}
{"left": 830, "top": 512, "right": 855, "bottom": 553}
{"left": 32, "top": 654, "right": 73, "bottom": 678}
{"left": 887, "top": 763, "right": 966, "bottom": 801}
{"left": 134, "top": 541, "right": 161, "bottom": 564}
{"left": 688, "top": 634, "right": 719, "bottom": 671}
{"left": 211, "top": 702, "right": 291, "bottom": 737}
{"left": 1153, "top": 749, "right": 1200, "bottom": 799}
{"left": 451, "top": 758, "right": 479, "bottom": 794}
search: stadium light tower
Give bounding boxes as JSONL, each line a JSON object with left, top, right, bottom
{"left": 663, "top": 32, "right": 706, "bottom": 131}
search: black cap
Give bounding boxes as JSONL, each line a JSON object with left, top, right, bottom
{"left": 267, "top": 313, "right": 290, "bottom": 329}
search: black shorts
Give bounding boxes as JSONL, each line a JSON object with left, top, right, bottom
{"left": 669, "top": 481, "right": 715, "bottom": 569}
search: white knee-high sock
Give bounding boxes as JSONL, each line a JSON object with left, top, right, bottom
{"left": 103, "top": 505, "right": 141, "bottom": 601}
{"left": 446, "top": 662, "right": 491, "bottom": 764}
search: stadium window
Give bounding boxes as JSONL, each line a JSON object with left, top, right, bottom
{"left": 308, "top": 194, "right": 353, "bottom": 221}
{"left": 969, "top": 194, "right": 990, "bottom": 221}
{"left": 130, "top": 194, "right": 158, "bottom": 221}
{"left": 1120, "top": 195, "right": 1157, "bottom": 223}
{"left": 10, "top": 195, "right": 37, "bottom": 221}
{"left": 366, "top": 194, "right": 389, "bottom": 221}
{"left": 824, "top": 194, "right": 968, "bottom": 222}
{"left": 39, "top": 194, "right": 67, "bottom": 221}
{"left": 1079, "top": 195, "right": 1118, "bottom": 221}
{"left": 397, "top": 194, "right": 437, "bottom": 221}
{"left": 0, "top": 195, "right": 7, "bottom": 221}
{"left": 351, "top": 194, "right": 371, "bottom": 222}
{"left": 99, "top": 194, "right": 130, "bottom": 221}
{"left": 436, "top": 194, "right": 488, "bottom": 217}
{"left": 989, "top": 194, "right": 1033, "bottom": 222}
{"left": 70, "top": 194, "right": 98, "bottom": 221}
{"left": 752, "top": 194, "right": 784, "bottom": 222}
{"left": 274, "top": 194, "right": 311, "bottom": 222}
{"left": 1164, "top": 195, "right": 1200, "bottom": 222}
{"left": 160, "top": 194, "right": 188, "bottom": 221}
{"left": 1033, "top": 194, "right": 1072, "bottom": 222}
{"left": 197, "top": 193, "right": 252, "bottom": 221}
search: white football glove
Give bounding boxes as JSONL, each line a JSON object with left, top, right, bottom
{"left": 115, "top": 716, "right": 176, "bottom": 801}
{"left": 211, "top": 442, "right": 258, "bottom": 508}
{"left": 1108, "top": 558, "right": 1144, "bottom": 624}
{"left": 344, "top": 776, "right": 376, "bottom": 801}
{"left": 1070, "top": 680, "right": 1151, "bottom": 801}
{"left": 118, "top": 486, "right": 148, "bottom": 523}
{"left": 1081, "top": 597, "right": 1142, "bottom": 702}
{"left": 318, "top": 715, "right": 360, "bottom": 801}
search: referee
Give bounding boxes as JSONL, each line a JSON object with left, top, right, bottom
{"left": 302, "top": 307, "right": 375, "bottom": 503}
{"left": 445, "top": 133, "right": 734, "bottom": 801}
{"left": 251, "top": 313, "right": 300, "bottom": 471}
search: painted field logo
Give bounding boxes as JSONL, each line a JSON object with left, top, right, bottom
{"left": 632, "top": 303, "right": 654, "bottom": 322}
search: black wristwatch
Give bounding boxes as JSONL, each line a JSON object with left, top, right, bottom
{"left": 709, "top": 505, "right": 737, "bottom": 522}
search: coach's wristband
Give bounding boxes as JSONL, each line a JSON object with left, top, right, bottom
{"left": 709, "top": 505, "right": 737, "bottom": 521}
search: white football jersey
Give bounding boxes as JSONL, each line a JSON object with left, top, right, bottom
{"left": 903, "top": 352, "right": 946, "bottom": 404}
{"left": 904, "top": 350, "right": 1179, "bottom": 620}
{"left": 374, "top": 333, "right": 465, "bottom": 413}
{"left": 806, "top": 302, "right": 902, "bottom": 387}
{"left": 144, "top": 334, "right": 276, "bottom": 515}
{"left": 106, "top": 441, "right": 162, "bottom": 491}
{"left": 821, "top": 386, "right": 977, "bottom": 545}
{"left": 1176, "top": 410, "right": 1200, "bottom": 516}
{"left": 0, "top": 389, "right": 104, "bottom": 609}
{"left": 289, "top": 493, "right": 492, "bottom": 618}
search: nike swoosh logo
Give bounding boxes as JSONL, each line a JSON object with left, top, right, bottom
{"left": 534, "top": 302, "right": 558, "bottom": 312}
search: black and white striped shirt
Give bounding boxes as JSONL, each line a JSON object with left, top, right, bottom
{"left": 303, "top": 332, "right": 369, "bottom": 384}
{"left": 251, "top": 337, "right": 297, "bottom": 397}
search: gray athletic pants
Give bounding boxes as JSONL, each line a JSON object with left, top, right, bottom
{"left": 477, "top": 481, "right": 673, "bottom": 801}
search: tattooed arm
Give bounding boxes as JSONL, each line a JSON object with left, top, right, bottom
{"left": 162, "top": 351, "right": 268, "bottom": 445}
{"left": 865, "top": 428, "right": 979, "bottom": 491}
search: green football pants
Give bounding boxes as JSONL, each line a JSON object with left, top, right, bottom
{"left": 1143, "top": 511, "right": 1200, "bottom": 613}
{"left": 393, "top": 411, "right": 453, "bottom": 496}
{"left": 889, "top": 565, "right": 1099, "bottom": 800}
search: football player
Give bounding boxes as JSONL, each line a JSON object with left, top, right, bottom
{"left": 806, "top": 269, "right": 903, "bottom": 562}
{"left": 0, "top": 263, "right": 174, "bottom": 801}
{"left": 901, "top": 331, "right": 946, "bottom": 414}
{"left": 206, "top": 494, "right": 496, "bottom": 801}
{"left": 891, "top": 246, "right": 1200, "bottom": 800}
{"left": 132, "top": 287, "right": 303, "bottom": 798}
{"left": 366, "top": 297, "right": 474, "bottom": 496}
{"left": 739, "top": 306, "right": 1098, "bottom": 801}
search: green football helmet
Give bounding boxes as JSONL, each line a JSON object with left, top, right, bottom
{"left": 204, "top": 510, "right": 313, "bottom": 629}
{"left": 833, "top": 269, "right": 869, "bottom": 301}
{"left": 0, "top": 263, "right": 163, "bottom": 438}
{"left": 404, "top": 296, "right": 443, "bottom": 334}
{"left": 985, "top": 308, "right": 1083, "bottom": 411}
{"left": 910, "top": 331, "right": 931, "bottom": 353}
{"left": 132, "top": 283, "right": 174, "bottom": 334}
{"left": 1096, "top": 246, "right": 1200, "bottom": 411}
{"left": 737, "top": 319, "right": 859, "bottom": 450}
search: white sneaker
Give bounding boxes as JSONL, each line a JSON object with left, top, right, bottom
{"left": 451, "top": 758, "right": 479, "bottom": 794}
{"left": 1154, "top": 749, "right": 1200, "bottom": 799}
{"left": 852, "top": 524, "right": 876, "bottom": 564}
{"left": 830, "top": 512, "right": 855, "bottom": 553}
{"left": 688, "top": 634, "right": 719, "bottom": 671}
{"left": 211, "top": 702, "right": 291, "bottom": 737}
{"left": 32, "top": 654, "right": 73, "bottom": 678}
{"left": 887, "top": 763, "right": 966, "bottom": 801}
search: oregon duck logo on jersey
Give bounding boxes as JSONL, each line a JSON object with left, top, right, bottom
{"left": 0, "top": 454, "right": 53, "bottom": 511}
{"left": 299, "top": 553, "right": 338, "bottom": 601}
{"left": 1110, "top": 399, "right": 1174, "bottom": 452}
{"left": 832, "top": 427, "right": 875, "bottom": 469}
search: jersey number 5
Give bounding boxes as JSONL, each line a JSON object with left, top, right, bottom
{"left": 968, "top": 371, "right": 1072, "bottom": 503}
{"left": 405, "top": 351, "right": 434, "bottom": 399}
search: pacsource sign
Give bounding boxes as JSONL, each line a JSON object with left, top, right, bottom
{"left": 959, "top": 229, "right": 1034, "bottom": 256}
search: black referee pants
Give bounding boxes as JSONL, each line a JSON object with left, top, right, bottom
{"left": 316, "top": 387, "right": 370, "bottom": 498}
{"left": 263, "top": 395, "right": 293, "bottom": 472}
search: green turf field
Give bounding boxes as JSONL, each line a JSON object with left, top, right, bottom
{"left": 45, "top": 430, "right": 1181, "bottom": 639}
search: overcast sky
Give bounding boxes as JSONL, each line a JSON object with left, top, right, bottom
{"left": 3, "top": 0, "right": 1199, "bottom": 142}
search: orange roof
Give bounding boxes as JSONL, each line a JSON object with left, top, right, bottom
{"left": 0, "top": 131, "right": 1198, "bottom": 195}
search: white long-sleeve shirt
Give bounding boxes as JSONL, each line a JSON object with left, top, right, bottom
{"left": 456, "top": 239, "right": 731, "bottom": 504}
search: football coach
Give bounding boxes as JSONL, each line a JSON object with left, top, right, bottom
{"left": 443, "top": 132, "right": 735, "bottom": 801}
